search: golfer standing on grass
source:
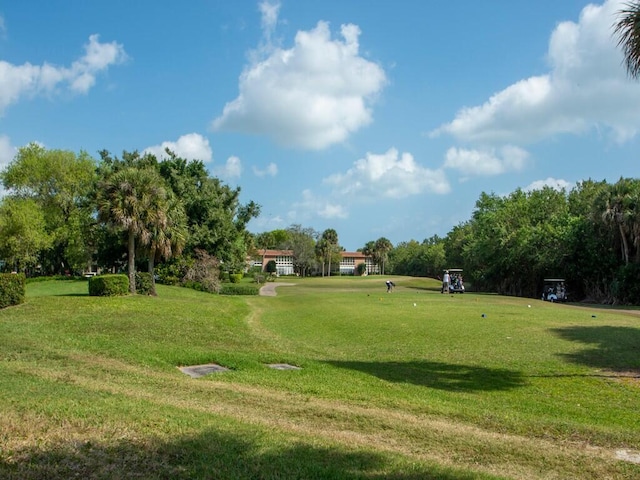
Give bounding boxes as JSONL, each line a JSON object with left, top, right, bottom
{"left": 442, "top": 270, "right": 450, "bottom": 294}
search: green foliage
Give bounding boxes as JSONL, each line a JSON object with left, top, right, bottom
{"left": 96, "top": 165, "right": 173, "bottom": 294}
{"left": 0, "top": 197, "right": 52, "bottom": 273}
{"left": 156, "top": 151, "right": 260, "bottom": 267}
{"left": 611, "top": 263, "right": 640, "bottom": 304}
{"left": 218, "top": 283, "right": 260, "bottom": 295}
{"left": 135, "top": 272, "right": 153, "bottom": 295}
{"left": 285, "top": 224, "right": 317, "bottom": 276}
{"left": 390, "top": 237, "right": 445, "bottom": 277}
{"left": 88, "top": 274, "right": 130, "bottom": 296}
{"left": 0, "top": 273, "right": 25, "bottom": 308}
{"left": 229, "top": 273, "right": 243, "bottom": 283}
{"left": 0, "top": 143, "right": 96, "bottom": 274}
{"left": 265, "top": 260, "right": 277, "bottom": 273}
{"left": 182, "top": 249, "right": 220, "bottom": 293}
{"left": 356, "top": 262, "right": 367, "bottom": 275}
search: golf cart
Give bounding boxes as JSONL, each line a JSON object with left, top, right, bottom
{"left": 444, "top": 268, "right": 465, "bottom": 293}
{"left": 542, "top": 278, "right": 567, "bottom": 302}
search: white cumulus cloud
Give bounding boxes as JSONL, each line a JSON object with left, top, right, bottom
{"left": 144, "top": 133, "right": 213, "bottom": 163}
{"left": 253, "top": 162, "right": 278, "bottom": 177}
{"left": 214, "top": 155, "right": 243, "bottom": 179}
{"left": 212, "top": 6, "right": 387, "bottom": 150}
{"left": 431, "top": 0, "right": 640, "bottom": 145}
{"left": 324, "top": 148, "right": 450, "bottom": 199}
{"left": 524, "top": 177, "right": 574, "bottom": 192}
{"left": 0, "top": 34, "right": 127, "bottom": 115}
{"left": 289, "top": 189, "right": 349, "bottom": 220}
{"left": 444, "top": 145, "right": 529, "bottom": 177}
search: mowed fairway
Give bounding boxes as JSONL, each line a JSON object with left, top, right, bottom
{"left": 1, "top": 277, "right": 639, "bottom": 479}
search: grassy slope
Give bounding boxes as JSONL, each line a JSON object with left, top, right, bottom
{"left": 0, "top": 277, "right": 639, "bottom": 479}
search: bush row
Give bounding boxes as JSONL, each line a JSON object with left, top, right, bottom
{"left": 0, "top": 273, "right": 25, "bottom": 309}
{"left": 88, "top": 274, "right": 129, "bottom": 296}
{"left": 219, "top": 283, "right": 260, "bottom": 296}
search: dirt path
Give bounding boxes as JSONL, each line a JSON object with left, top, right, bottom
{"left": 258, "top": 282, "right": 296, "bottom": 296}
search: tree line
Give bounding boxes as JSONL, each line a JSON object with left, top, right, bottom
{"left": 1, "top": 145, "right": 639, "bottom": 303}
{"left": 388, "top": 179, "right": 640, "bottom": 305}
{"left": 0, "top": 144, "right": 259, "bottom": 295}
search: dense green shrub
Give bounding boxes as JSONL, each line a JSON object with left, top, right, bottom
{"left": 0, "top": 273, "right": 25, "bottom": 309}
{"left": 219, "top": 284, "right": 260, "bottom": 295}
{"left": 265, "top": 260, "right": 276, "bottom": 274}
{"left": 611, "top": 263, "right": 640, "bottom": 304}
{"left": 229, "top": 273, "right": 243, "bottom": 284}
{"left": 135, "top": 272, "right": 153, "bottom": 295}
{"left": 88, "top": 274, "right": 129, "bottom": 297}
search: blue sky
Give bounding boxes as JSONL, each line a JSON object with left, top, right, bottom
{"left": 1, "top": 0, "right": 639, "bottom": 250}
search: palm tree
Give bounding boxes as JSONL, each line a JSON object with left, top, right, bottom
{"left": 97, "top": 167, "right": 167, "bottom": 294}
{"left": 142, "top": 191, "right": 187, "bottom": 296}
{"left": 315, "top": 238, "right": 328, "bottom": 277}
{"left": 361, "top": 240, "right": 376, "bottom": 274}
{"left": 598, "top": 178, "right": 638, "bottom": 265}
{"left": 374, "top": 237, "right": 393, "bottom": 275}
{"left": 614, "top": 1, "right": 640, "bottom": 78}
{"left": 321, "top": 228, "right": 339, "bottom": 276}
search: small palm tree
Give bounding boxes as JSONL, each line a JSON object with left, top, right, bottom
{"left": 614, "top": 1, "right": 640, "bottom": 78}
{"left": 143, "top": 192, "right": 187, "bottom": 295}
{"left": 321, "top": 228, "right": 339, "bottom": 276}
{"left": 374, "top": 237, "right": 393, "bottom": 275}
{"left": 97, "top": 167, "right": 167, "bottom": 294}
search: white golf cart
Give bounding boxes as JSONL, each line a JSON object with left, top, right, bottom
{"left": 542, "top": 278, "right": 567, "bottom": 302}
{"left": 443, "top": 268, "right": 465, "bottom": 293}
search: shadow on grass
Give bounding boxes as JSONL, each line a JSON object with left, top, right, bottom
{"left": 327, "top": 360, "right": 525, "bottom": 392}
{"left": 551, "top": 326, "right": 640, "bottom": 373}
{"left": 0, "top": 429, "right": 492, "bottom": 480}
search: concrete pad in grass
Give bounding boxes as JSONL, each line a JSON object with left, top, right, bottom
{"left": 267, "top": 363, "right": 301, "bottom": 370}
{"left": 179, "top": 363, "right": 230, "bottom": 378}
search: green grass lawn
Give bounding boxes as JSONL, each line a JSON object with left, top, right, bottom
{"left": 1, "top": 276, "right": 639, "bottom": 479}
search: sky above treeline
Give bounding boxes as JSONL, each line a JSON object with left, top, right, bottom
{"left": 1, "top": 0, "right": 639, "bottom": 250}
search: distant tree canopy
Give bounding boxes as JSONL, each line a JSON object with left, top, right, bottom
{"left": 0, "top": 145, "right": 260, "bottom": 292}
{"left": 1, "top": 143, "right": 96, "bottom": 274}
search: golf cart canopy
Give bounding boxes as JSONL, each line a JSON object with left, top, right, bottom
{"left": 542, "top": 278, "right": 567, "bottom": 302}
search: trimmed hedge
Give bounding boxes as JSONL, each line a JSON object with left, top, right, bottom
{"left": 135, "top": 272, "right": 153, "bottom": 295}
{"left": 219, "top": 283, "right": 260, "bottom": 296}
{"left": 229, "top": 273, "right": 243, "bottom": 284}
{"left": 0, "top": 273, "right": 26, "bottom": 309}
{"left": 88, "top": 274, "right": 130, "bottom": 297}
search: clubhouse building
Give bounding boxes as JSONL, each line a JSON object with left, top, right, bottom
{"left": 252, "top": 249, "right": 379, "bottom": 276}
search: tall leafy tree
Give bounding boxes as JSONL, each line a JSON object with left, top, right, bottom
{"left": 157, "top": 151, "right": 260, "bottom": 271}
{"left": 285, "top": 224, "right": 317, "bottom": 277}
{"left": 97, "top": 167, "right": 169, "bottom": 294}
{"left": 1, "top": 143, "right": 96, "bottom": 273}
{"left": 614, "top": 1, "right": 640, "bottom": 78}
{"left": 0, "top": 197, "right": 52, "bottom": 273}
